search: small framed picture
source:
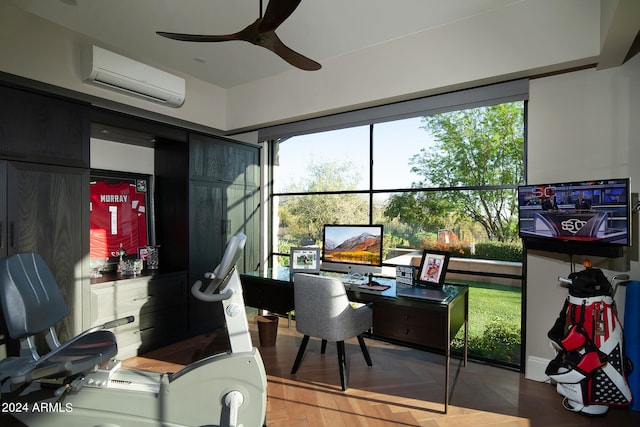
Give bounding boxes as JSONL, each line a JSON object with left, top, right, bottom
{"left": 290, "top": 247, "right": 320, "bottom": 273}
{"left": 416, "top": 249, "right": 450, "bottom": 287}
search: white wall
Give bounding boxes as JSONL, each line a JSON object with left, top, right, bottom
{"left": 90, "top": 139, "right": 154, "bottom": 175}
{"left": 226, "top": 0, "right": 601, "bottom": 130}
{"left": 1, "top": 0, "right": 602, "bottom": 133}
{"left": 524, "top": 53, "right": 640, "bottom": 381}
{"left": 0, "top": 1, "right": 227, "bottom": 131}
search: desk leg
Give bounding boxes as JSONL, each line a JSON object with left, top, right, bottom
{"left": 463, "top": 317, "right": 468, "bottom": 367}
{"left": 464, "top": 291, "right": 468, "bottom": 367}
{"left": 445, "top": 349, "right": 450, "bottom": 414}
{"left": 444, "top": 310, "right": 450, "bottom": 414}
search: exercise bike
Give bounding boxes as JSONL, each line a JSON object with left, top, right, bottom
{"left": 0, "top": 233, "right": 267, "bottom": 426}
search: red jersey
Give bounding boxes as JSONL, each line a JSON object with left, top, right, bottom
{"left": 90, "top": 180, "right": 148, "bottom": 258}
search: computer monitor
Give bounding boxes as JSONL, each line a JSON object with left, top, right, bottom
{"left": 321, "top": 224, "right": 383, "bottom": 275}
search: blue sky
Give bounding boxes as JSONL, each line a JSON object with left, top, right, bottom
{"left": 277, "top": 116, "right": 436, "bottom": 192}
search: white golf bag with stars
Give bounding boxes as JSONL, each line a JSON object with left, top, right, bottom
{"left": 545, "top": 266, "right": 633, "bottom": 415}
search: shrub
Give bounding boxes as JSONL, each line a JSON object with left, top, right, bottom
{"left": 473, "top": 241, "right": 522, "bottom": 262}
{"left": 419, "top": 230, "right": 524, "bottom": 262}
{"left": 454, "top": 318, "right": 521, "bottom": 364}
{"left": 420, "top": 233, "right": 472, "bottom": 258}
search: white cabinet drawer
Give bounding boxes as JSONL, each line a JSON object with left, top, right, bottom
{"left": 92, "top": 278, "right": 149, "bottom": 322}
{"left": 89, "top": 273, "right": 187, "bottom": 358}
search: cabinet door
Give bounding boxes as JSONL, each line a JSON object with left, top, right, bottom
{"left": 187, "top": 137, "right": 260, "bottom": 335}
{"left": 190, "top": 134, "right": 259, "bottom": 185}
{"left": 5, "top": 161, "right": 88, "bottom": 341}
{"left": 188, "top": 179, "right": 227, "bottom": 334}
{"left": 0, "top": 161, "right": 6, "bottom": 255}
{"left": 227, "top": 182, "right": 260, "bottom": 273}
{"left": 189, "top": 180, "right": 226, "bottom": 276}
{"left": 0, "top": 86, "right": 89, "bottom": 167}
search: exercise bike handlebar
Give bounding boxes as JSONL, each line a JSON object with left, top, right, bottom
{"left": 191, "top": 280, "right": 234, "bottom": 302}
{"left": 102, "top": 315, "right": 135, "bottom": 330}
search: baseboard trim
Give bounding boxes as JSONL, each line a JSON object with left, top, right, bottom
{"left": 526, "top": 356, "right": 552, "bottom": 382}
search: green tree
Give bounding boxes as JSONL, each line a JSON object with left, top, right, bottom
{"left": 384, "top": 191, "right": 454, "bottom": 238}
{"left": 385, "top": 102, "right": 524, "bottom": 242}
{"left": 280, "top": 159, "right": 369, "bottom": 243}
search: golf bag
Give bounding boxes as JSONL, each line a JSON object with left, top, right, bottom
{"left": 545, "top": 267, "right": 633, "bottom": 415}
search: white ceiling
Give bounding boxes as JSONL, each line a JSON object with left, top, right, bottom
{"left": 13, "top": 0, "right": 531, "bottom": 89}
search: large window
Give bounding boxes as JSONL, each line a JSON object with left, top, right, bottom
{"left": 267, "top": 84, "right": 527, "bottom": 368}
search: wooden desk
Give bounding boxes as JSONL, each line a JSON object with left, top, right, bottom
{"left": 240, "top": 268, "right": 468, "bottom": 413}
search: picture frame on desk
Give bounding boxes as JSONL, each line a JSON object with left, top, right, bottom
{"left": 290, "top": 247, "right": 321, "bottom": 273}
{"left": 416, "top": 249, "right": 450, "bottom": 287}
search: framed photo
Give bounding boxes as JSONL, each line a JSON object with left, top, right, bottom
{"left": 90, "top": 170, "right": 152, "bottom": 260}
{"left": 290, "top": 247, "right": 320, "bottom": 273}
{"left": 416, "top": 249, "right": 450, "bottom": 287}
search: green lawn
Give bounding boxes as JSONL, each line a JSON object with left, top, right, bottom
{"left": 448, "top": 280, "right": 522, "bottom": 366}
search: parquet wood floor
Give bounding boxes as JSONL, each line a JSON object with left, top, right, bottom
{"left": 125, "top": 316, "right": 640, "bottom": 427}
{"left": 3, "top": 315, "right": 639, "bottom": 426}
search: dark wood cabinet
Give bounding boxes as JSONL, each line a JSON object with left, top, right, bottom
{"left": 187, "top": 134, "right": 260, "bottom": 335}
{"left": 0, "top": 160, "right": 88, "bottom": 345}
{"left": 154, "top": 139, "right": 189, "bottom": 273}
{"left": 188, "top": 134, "right": 260, "bottom": 275}
{"left": 0, "top": 83, "right": 263, "bottom": 358}
{"left": 155, "top": 133, "right": 260, "bottom": 336}
{"left": 0, "top": 85, "right": 89, "bottom": 167}
{"left": 0, "top": 85, "right": 89, "bottom": 357}
{"left": 190, "top": 135, "right": 260, "bottom": 186}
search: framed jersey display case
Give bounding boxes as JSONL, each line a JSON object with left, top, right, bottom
{"left": 90, "top": 170, "right": 153, "bottom": 261}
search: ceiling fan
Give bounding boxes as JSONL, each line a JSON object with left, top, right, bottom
{"left": 156, "top": 0, "right": 321, "bottom": 71}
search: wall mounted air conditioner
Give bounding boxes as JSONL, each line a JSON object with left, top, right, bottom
{"left": 82, "top": 45, "right": 185, "bottom": 107}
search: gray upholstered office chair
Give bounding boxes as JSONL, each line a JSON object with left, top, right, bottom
{"left": 290, "top": 273, "right": 373, "bottom": 391}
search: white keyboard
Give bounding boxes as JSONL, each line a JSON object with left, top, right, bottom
{"left": 342, "top": 278, "right": 367, "bottom": 286}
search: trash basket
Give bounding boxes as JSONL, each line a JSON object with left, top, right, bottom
{"left": 257, "top": 315, "right": 279, "bottom": 347}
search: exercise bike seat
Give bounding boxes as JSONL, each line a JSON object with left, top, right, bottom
{"left": 0, "top": 253, "right": 119, "bottom": 387}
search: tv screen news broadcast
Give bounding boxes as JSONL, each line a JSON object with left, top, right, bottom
{"left": 517, "top": 178, "right": 630, "bottom": 248}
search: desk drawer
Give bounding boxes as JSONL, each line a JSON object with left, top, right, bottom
{"left": 372, "top": 304, "right": 447, "bottom": 350}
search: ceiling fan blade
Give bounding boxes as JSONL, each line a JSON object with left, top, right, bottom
{"left": 259, "top": 0, "right": 302, "bottom": 32}
{"left": 266, "top": 31, "right": 321, "bottom": 71}
{"left": 156, "top": 1, "right": 321, "bottom": 71}
{"left": 158, "top": 18, "right": 261, "bottom": 43}
{"left": 156, "top": 31, "right": 243, "bottom": 43}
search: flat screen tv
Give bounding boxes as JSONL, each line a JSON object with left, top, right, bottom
{"left": 517, "top": 178, "right": 630, "bottom": 256}
{"left": 321, "top": 224, "right": 383, "bottom": 274}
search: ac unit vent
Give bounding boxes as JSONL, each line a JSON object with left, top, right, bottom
{"left": 82, "top": 45, "right": 185, "bottom": 107}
